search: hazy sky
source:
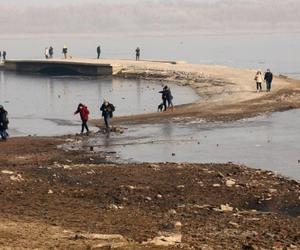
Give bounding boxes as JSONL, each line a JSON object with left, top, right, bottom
{"left": 0, "top": 0, "right": 299, "bottom": 35}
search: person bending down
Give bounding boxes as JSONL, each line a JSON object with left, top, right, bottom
{"left": 100, "top": 99, "right": 115, "bottom": 132}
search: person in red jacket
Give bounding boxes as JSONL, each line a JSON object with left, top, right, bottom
{"left": 74, "top": 103, "right": 90, "bottom": 134}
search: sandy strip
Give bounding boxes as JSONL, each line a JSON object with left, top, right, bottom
{"left": 76, "top": 59, "right": 300, "bottom": 125}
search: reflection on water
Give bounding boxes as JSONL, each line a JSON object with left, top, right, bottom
{"left": 86, "top": 110, "right": 300, "bottom": 180}
{"left": 0, "top": 71, "right": 198, "bottom": 136}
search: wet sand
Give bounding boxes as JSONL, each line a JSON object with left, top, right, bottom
{"left": 1, "top": 60, "right": 300, "bottom": 249}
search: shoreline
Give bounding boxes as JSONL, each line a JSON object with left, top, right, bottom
{"left": 1, "top": 61, "right": 300, "bottom": 248}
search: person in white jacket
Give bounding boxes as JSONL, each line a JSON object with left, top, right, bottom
{"left": 254, "top": 71, "right": 263, "bottom": 92}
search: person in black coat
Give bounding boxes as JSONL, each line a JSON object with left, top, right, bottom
{"left": 2, "top": 51, "right": 6, "bottom": 60}
{"left": 49, "top": 46, "right": 54, "bottom": 58}
{"left": 159, "top": 86, "right": 169, "bottom": 111}
{"left": 97, "top": 46, "right": 101, "bottom": 59}
{"left": 0, "top": 105, "right": 9, "bottom": 140}
{"left": 100, "top": 100, "right": 115, "bottom": 132}
{"left": 264, "top": 69, "right": 273, "bottom": 92}
{"left": 136, "top": 47, "right": 140, "bottom": 61}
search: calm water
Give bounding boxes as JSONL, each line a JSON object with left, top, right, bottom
{"left": 83, "top": 110, "right": 300, "bottom": 180}
{"left": 0, "top": 71, "right": 198, "bottom": 136}
{"left": 1, "top": 33, "right": 300, "bottom": 78}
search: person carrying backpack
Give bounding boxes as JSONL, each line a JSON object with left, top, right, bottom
{"left": 74, "top": 103, "right": 90, "bottom": 134}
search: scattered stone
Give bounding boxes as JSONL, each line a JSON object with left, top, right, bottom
{"left": 229, "top": 221, "right": 240, "bottom": 228}
{"left": 214, "top": 204, "right": 234, "bottom": 212}
{"left": 10, "top": 174, "right": 24, "bottom": 182}
{"left": 177, "top": 185, "right": 185, "bottom": 189}
{"left": 174, "top": 221, "right": 182, "bottom": 228}
{"left": 269, "top": 188, "right": 277, "bottom": 193}
{"left": 213, "top": 184, "right": 221, "bottom": 187}
{"left": 156, "top": 194, "right": 163, "bottom": 199}
{"left": 226, "top": 179, "right": 236, "bottom": 187}
{"left": 168, "top": 209, "right": 177, "bottom": 215}
{"left": 1, "top": 170, "right": 14, "bottom": 175}
{"left": 48, "top": 189, "right": 54, "bottom": 194}
{"left": 144, "top": 233, "right": 182, "bottom": 247}
{"left": 145, "top": 196, "right": 152, "bottom": 201}
{"left": 108, "top": 204, "right": 119, "bottom": 210}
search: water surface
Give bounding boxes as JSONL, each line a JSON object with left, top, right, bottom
{"left": 84, "top": 110, "right": 300, "bottom": 180}
{"left": 0, "top": 71, "right": 198, "bottom": 136}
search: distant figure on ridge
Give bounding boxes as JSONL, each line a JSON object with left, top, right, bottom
{"left": 3, "top": 51, "right": 7, "bottom": 60}
{"left": 49, "top": 46, "right": 54, "bottom": 58}
{"left": 254, "top": 70, "right": 263, "bottom": 92}
{"left": 0, "top": 105, "right": 9, "bottom": 141}
{"left": 136, "top": 47, "right": 140, "bottom": 61}
{"left": 97, "top": 45, "right": 101, "bottom": 59}
{"left": 44, "top": 47, "right": 49, "bottom": 59}
{"left": 74, "top": 103, "right": 90, "bottom": 134}
{"left": 62, "top": 45, "right": 68, "bottom": 59}
{"left": 0, "top": 51, "right": 2, "bottom": 61}
{"left": 100, "top": 99, "right": 115, "bottom": 132}
{"left": 264, "top": 69, "right": 273, "bottom": 92}
{"left": 166, "top": 86, "right": 174, "bottom": 108}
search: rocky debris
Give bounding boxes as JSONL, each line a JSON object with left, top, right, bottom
{"left": 1, "top": 170, "right": 14, "bottom": 175}
{"left": 48, "top": 189, "right": 54, "bottom": 194}
{"left": 144, "top": 233, "right": 182, "bottom": 247}
{"left": 225, "top": 178, "right": 236, "bottom": 187}
{"left": 10, "top": 174, "right": 24, "bottom": 182}
{"left": 213, "top": 204, "right": 234, "bottom": 212}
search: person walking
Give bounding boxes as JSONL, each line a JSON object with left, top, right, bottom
{"left": 74, "top": 103, "right": 90, "bottom": 134}
{"left": 62, "top": 45, "right": 68, "bottom": 59}
{"left": 264, "top": 69, "right": 273, "bottom": 92}
{"left": 166, "top": 86, "right": 174, "bottom": 108}
{"left": 49, "top": 46, "right": 54, "bottom": 58}
{"left": 3, "top": 51, "right": 6, "bottom": 60}
{"left": 0, "top": 105, "right": 9, "bottom": 141}
{"left": 100, "top": 99, "right": 115, "bottom": 132}
{"left": 135, "top": 47, "right": 140, "bottom": 61}
{"left": 0, "top": 51, "right": 2, "bottom": 61}
{"left": 254, "top": 71, "right": 263, "bottom": 92}
{"left": 159, "top": 86, "right": 169, "bottom": 111}
{"left": 44, "top": 47, "right": 49, "bottom": 59}
{"left": 97, "top": 45, "right": 101, "bottom": 59}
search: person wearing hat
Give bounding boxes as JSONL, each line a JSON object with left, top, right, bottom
{"left": 0, "top": 105, "right": 9, "bottom": 140}
{"left": 100, "top": 99, "right": 115, "bottom": 132}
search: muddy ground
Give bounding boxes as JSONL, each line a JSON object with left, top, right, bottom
{"left": 0, "top": 137, "right": 299, "bottom": 249}
{"left": 1, "top": 61, "right": 300, "bottom": 249}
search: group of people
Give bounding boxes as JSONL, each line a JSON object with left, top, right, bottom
{"left": 74, "top": 100, "right": 115, "bottom": 134}
{"left": 0, "top": 51, "right": 7, "bottom": 61}
{"left": 44, "top": 46, "right": 54, "bottom": 59}
{"left": 74, "top": 86, "right": 172, "bottom": 136}
{"left": 254, "top": 69, "right": 273, "bottom": 92}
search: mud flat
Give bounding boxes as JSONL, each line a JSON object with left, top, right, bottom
{"left": 1, "top": 60, "right": 300, "bottom": 249}
{"left": 0, "top": 136, "right": 300, "bottom": 249}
